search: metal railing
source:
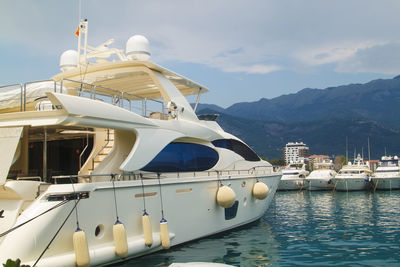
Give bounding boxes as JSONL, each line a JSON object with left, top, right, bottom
{"left": 0, "top": 80, "right": 58, "bottom": 112}
{"left": 0, "top": 78, "right": 167, "bottom": 118}
{"left": 48, "top": 166, "right": 276, "bottom": 184}
{"left": 60, "top": 78, "right": 166, "bottom": 118}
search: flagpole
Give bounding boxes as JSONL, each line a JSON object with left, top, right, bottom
{"left": 77, "top": 21, "right": 81, "bottom": 67}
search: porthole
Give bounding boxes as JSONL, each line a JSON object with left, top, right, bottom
{"left": 95, "top": 224, "right": 104, "bottom": 238}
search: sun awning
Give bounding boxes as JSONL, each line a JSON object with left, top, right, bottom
{"left": 52, "top": 61, "right": 209, "bottom": 100}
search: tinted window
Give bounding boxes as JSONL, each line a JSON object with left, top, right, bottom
{"left": 225, "top": 201, "right": 239, "bottom": 220}
{"left": 142, "top": 142, "right": 219, "bottom": 172}
{"left": 212, "top": 139, "right": 260, "bottom": 162}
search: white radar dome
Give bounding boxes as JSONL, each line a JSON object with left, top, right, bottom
{"left": 59, "top": 50, "right": 78, "bottom": 72}
{"left": 126, "top": 35, "right": 150, "bottom": 61}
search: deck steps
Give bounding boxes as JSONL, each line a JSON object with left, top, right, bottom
{"left": 88, "top": 129, "right": 114, "bottom": 174}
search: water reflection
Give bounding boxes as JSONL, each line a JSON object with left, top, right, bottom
{"left": 120, "top": 218, "right": 279, "bottom": 267}
{"left": 118, "top": 191, "right": 400, "bottom": 266}
{"left": 268, "top": 190, "right": 400, "bottom": 266}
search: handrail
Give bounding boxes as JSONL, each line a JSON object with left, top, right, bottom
{"left": 0, "top": 80, "right": 56, "bottom": 112}
{"left": 59, "top": 78, "right": 167, "bottom": 118}
{"left": 92, "top": 129, "right": 111, "bottom": 170}
{"left": 1, "top": 78, "right": 168, "bottom": 118}
{"left": 24, "top": 80, "right": 58, "bottom": 111}
{"left": 0, "top": 83, "right": 23, "bottom": 111}
{"left": 79, "top": 133, "right": 90, "bottom": 169}
{"left": 48, "top": 169, "right": 274, "bottom": 185}
{"left": 42, "top": 165, "right": 278, "bottom": 185}
{"left": 17, "top": 176, "right": 42, "bottom": 181}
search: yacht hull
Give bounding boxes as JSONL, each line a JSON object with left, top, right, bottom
{"left": 371, "top": 177, "right": 400, "bottom": 190}
{"left": 305, "top": 178, "right": 334, "bottom": 191}
{"left": 0, "top": 173, "right": 281, "bottom": 267}
{"left": 332, "top": 177, "right": 371, "bottom": 191}
{"left": 278, "top": 178, "right": 304, "bottom": 191}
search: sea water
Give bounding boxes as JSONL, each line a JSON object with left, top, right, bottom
{"left": 119, "top": 190, "right": 400, "bottom": 266}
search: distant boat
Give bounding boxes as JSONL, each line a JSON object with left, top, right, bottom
{"left": 332, "top": 154, "right": 372, "bottom": 191}
{"left": 371, "top": 155, "right": 400, "bottom": 190}
{"left": 278, "top": 164, "right": 308, "bottom": 191}
{"left": 305, "top": 161, "right": 336, "bottom": 191}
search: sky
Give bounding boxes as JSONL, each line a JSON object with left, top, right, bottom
{"left": 1, "top": 0, "right": 400, "bottom": 107}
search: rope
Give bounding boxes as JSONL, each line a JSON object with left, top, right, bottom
{"left": 217, "top": 171, "right": 222, "bottom": 187}
{"left": 157, "top": 173, "right": 165, "bottom": 219}
{"left": 140, "top": 173, "right": 147, "bottom": 213}
{"left": 69, "top": 177, "right": 80, "bottom": 230}
{"left": 0, "top": 200, "right": 70, "bottom": 238}
{"left": 111, "top": 174, "right": 120, "bottom": 222}
{"left": 32, "top": 199, "right": 81, "bottom": 267}
{"left": 333, "top": 180, "right": 338, "bottom": 192}
{"left": 374, "top": 179, "right": 379, "bottom": 191}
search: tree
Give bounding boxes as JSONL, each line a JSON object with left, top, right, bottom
{"left": 334, "top": 155, "right": 348, "bottom": 172}
{"left": 270, "top": 158, "right": 285, "bottom": 166}
{"left": 3, "top": 259, "right": 30, "bottom": 267}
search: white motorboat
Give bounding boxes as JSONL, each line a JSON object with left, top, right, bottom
{"left": 277, "top": 164, "right": 308, "bottom": 191}
{"left": 305, "top": 169, "right": 336, "bottom": 191}
{"left": 371, "top": 156, "right": 400, "bottom": 190}
{"left": 0, "top": 21, "right": 281, "bottom": 267}
{"left": 332, "top": 154, "right": 372, "bottom": 191}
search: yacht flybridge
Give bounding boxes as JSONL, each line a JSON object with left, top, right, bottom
{"left": 0, "top": 21, "right": 281, "bottom": 267}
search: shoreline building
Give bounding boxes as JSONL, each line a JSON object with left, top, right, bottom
{"left": 284, "top": 142, "right": 310, "bottom": 165}
{"left": 309, "top": 155, "right": 332, "bottom": 170}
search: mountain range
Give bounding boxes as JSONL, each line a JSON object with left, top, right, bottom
{"left": 196, "top": 75, "right": 400, "bottom": 160}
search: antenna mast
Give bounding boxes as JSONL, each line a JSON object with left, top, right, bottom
{"left": 345, "top": 136, "right": 348, "bottom": 164}
{"left": 77, "top": 19, "right": 88, "bottom": 67}
{"left": 76, "top": 0, "right": 88, "bottom": 67}
{"left": 368, "top": 137, "right": 371, "bottom": 161}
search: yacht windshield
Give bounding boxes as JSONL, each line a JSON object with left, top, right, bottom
{"left": 212, "top": 139, "right": 260, "bottom": 162}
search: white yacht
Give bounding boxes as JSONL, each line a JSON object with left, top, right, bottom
{"left": 0, "top": 22, "right": 281, "bottom": 267}
{"left": 277, "top": 164, "right": 308, "bottom": 191}
{"left": 371, "top": 156, "right": 400, "bottom": 190}
{"left": 332, "top": 154, "right": 372, "bottom": 191}
{"left": 305, "top": 162, "right": 337, "bottom": 191}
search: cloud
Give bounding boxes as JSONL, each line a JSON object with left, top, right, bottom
{"left": 336, "top": 42, "right": 400, "bottom": 75}
{"left": 222, "top": 64, "right": 282, "bottom": 74}
{"left": 294, "top": 41, "right": 383, "bottom": 66}
{"left": 2, "top": 0, "right": 400, "bottom": 77}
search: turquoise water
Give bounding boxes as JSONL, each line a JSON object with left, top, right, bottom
{"left": 119, "top": 190, "right": 400, "bottom": 266}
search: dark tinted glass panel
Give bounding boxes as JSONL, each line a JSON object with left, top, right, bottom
{"left": 142, "top": 142, "right": 219, "bottom": 172}
{"left": 212, "top": 139, "right": 260, "bottom": 162}
{"left": 225, "top": 201, "right": 239, "bottom": 220}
